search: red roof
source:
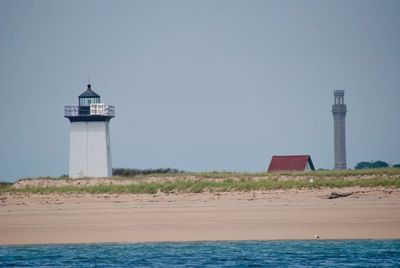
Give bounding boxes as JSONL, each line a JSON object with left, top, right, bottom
{"left": 267, "top": 155, "right": 315, "bottom": 172}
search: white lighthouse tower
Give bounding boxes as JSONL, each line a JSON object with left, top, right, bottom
{"left": 65, "top": 84, "right": 115, "bottom": 178}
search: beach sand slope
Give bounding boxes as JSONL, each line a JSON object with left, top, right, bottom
{"left": 1, "top": 187, "right": 399, "bottom": 245}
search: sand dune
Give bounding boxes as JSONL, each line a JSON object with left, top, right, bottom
{"left": 1, "top": 187, "right": 399, "bottom": 245}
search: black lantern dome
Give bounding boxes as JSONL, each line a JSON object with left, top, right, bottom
{"left": 79, "top": 84, "right": 100, "bottom": 106}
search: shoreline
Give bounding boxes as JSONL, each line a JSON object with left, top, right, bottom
{"left": 1, "top": 187, "right": 400, "bottom": 246}
{"left": 2, "top": 238, "right": 400, "bottom": 248}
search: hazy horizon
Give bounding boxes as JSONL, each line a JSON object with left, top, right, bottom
{"left": 1, "top": 0, "right": 399, "bottom": 181}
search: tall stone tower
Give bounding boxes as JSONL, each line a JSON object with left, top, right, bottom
{"left": 332, "top": 90, "right": 347, "bottom": 169}
{"left": 65, "top": 84, "right": 115, "bottom": 178}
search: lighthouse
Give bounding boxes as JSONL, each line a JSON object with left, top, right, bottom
{"left": 332, "top": 90, "right": 347, "bottom": 170}
{"left": 65, "top": 84, "right": 115, "bottom": 178}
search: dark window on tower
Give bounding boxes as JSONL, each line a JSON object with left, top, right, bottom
{"left": 79, "top": 97, "right": 100, "bottom": 106}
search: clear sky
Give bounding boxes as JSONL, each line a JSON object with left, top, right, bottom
{"left": 1, "top": 0, "right": 399, "bottom": 181}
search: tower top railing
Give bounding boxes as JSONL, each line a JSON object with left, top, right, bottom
{"left": 332, "top": 104, "right": 347, "bottom": 114}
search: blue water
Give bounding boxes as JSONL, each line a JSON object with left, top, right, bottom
{"left": 1, "top": 240, "right": 399, "bottom": 267}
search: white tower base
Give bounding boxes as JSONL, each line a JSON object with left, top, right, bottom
{"left": 69, "top": 121, "right": 112, "bottom": 178}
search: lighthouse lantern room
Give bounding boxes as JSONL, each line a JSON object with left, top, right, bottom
{"left": 65, "top": 84, "right": 115, "bottom": 178}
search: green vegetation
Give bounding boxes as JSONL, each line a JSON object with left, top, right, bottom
{"left": 188, "top": 167, "right": 400, "bottom": 178}
{"left": 112, "top": 168, "right": 183, "bottom": 177}
{"left": 0, "top": 182, "right": 13, "bottom": 193}
{"left": 3, "top": 168, "right": 400, "bottom": 195}
{"left": 355, "top": 160, "right": 389, "bottom": 170}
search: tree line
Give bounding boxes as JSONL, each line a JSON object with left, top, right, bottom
{"left": 355, "top": 160, "right": 400, "bottom": 170}
{"left": 112, "top": 168, "right": 184, "bottom": 177}
{"left": 112, "top": 162, "right": 399, "bottom": 176}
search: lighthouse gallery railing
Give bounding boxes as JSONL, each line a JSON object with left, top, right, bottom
{"left": 64, "top": 105, "right": 115, "bottom": 117}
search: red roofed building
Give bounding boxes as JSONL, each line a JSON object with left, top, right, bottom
{"left": 267, "top": 155, "right": 315, "bottom": 172}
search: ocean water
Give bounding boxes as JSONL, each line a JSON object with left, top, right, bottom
{"left": 1, "top": 240, "right": 399, "bottom": 267}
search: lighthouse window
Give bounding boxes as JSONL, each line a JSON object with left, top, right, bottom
{"left": 79, "top": 97, "right": 100, "bottom": 106}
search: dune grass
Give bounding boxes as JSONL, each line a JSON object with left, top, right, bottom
{"left": 2, "top": 168, "right": 399, "bottom": 195}
{"left": 187, "top": 167, "right": 400, "bottom": 178}
{"left": 0, "top": 182, "right": 12, "bottom": 193}
{"left": 6, "top": 175, "right": 400, "bottom": 195}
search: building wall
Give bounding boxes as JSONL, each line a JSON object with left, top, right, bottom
{"left": 333, "top": 109, "right": 347, "bottom": 169}
{"left": 333, "top": 114, "right": 346, "bottom": 169}
{"left": 69, "top": 121, "right": 112, "bottom": 178}
{"left": 305, "top": 161, "right": 310, "bottom": 171}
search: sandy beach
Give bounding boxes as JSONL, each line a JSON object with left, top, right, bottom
{"left": 1, "top": 187, "right": 399, "bottom": 245}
